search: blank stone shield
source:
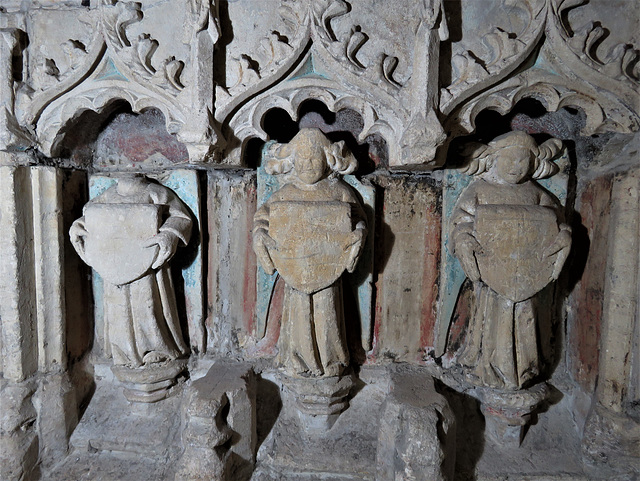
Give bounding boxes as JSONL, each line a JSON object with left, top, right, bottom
{"left": 268, "top": 200, "right": 353, "bottom": 295}
{"left": 474, "top": 204, "right": 559, "bottom": 302}
{"left": 83, "top": 203, "right": 161, "bottom": 286}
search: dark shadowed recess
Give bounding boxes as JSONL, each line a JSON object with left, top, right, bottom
{"left": 58, "top": 102, "right": 188, "bottom": 170}
{"left": 243, "top": 99, "right": 389, "bottom": 174}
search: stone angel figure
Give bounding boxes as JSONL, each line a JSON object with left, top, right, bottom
{"left": 449, "top": 131, "right": 572, "bottom": 390}
{"left": 252, "top": 128, "right": 367, "bottom": 379}
{"left": 69, "top": 173, "right": 191, "bottom": 370}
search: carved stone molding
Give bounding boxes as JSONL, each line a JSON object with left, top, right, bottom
{"left": 223, "top": 76, "right": 399, "bottom": 165}
{"left": 14, "top": 0, "right": 221, "bottom": 163}
{"left": 444, "top": 0, "right": 640, "bottom": 141}
{"left": 2, "top": 0, "right": 638, "bottom": 166}
{"left": 440, "top": 0, "right": 548, "bottom": 116}
{"left": 217, "top": 0, "right": 449, "bottom": 168}
{"left": 0, "top": 28, "right": 33, "bottom": 151}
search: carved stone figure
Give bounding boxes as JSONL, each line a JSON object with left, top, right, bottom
{"left": 70, "top": 173, "right": 191, "bottom": 401}
{"left": 253, "top": 128, "right": 367, "bottom": 380}
{"left": 450, "top": 131, "right": 572, "bottom": 391}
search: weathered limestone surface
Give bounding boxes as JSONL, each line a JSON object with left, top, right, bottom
{"left": 582, "top": 168, "right": 640, "bottom": 478}
{"left": 176, "top": 360, "right": 257, "bottom": 481}
{"left": 254, "top": 366, "right": 386, "bottom": 480}
{"left": 70, "top": 174, "right": 192, "bottom": 402}
{"left": 441, "top": 132, "right": 572, "bottom": 446}
{"left": 0, "top": 164, "right": 81, "bottom": 478}
{"left": 0, "top": 378, "right": 38, "bottom": 481}
{"left": 1, "top": 0, "right": 639, "bottom": 480}
{"left": 252, "top": 129, "right": 367, "bottom": 431}
{"left": 448, "top": 132, "right": 570, "bottom": 391}
{"left": 0, "top": 165, "right": 37, "bottom": 383}
{"left": 207, "top": 169, "right": 257, "bottom": 357}
{"left": 371, "top": 174, "right": 441, "bottom": 361}
{"left": 376, "top": 365, "right": 455, "bottom": 481}
{"left": 253, "top": 129, "right": 366, "bottom": 379}
{"left": 569, "top": 175, "right": 613, "bottom": 392}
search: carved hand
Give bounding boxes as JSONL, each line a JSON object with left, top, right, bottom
{"left": 545, "top": 224, "right": 572, "bottom": 280}
{"left": 456, "top": 233, "right": 483, "bottom": 282}
{"left": 144, "top": 231, "right": 179, "bottom": 270}
{"left": 253, "top": 228, "right": 276, "bottom": 275}
{"left": 345, "top": 222, "right": 367, "bottom": 273}
{"left": 69, "top": 219, "right": 90, "bottom": 264}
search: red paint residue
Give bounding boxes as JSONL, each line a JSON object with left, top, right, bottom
{"left": 419, "top": 203, "right": 441, "bottom": 353}
{"left": 248, "top": 277, "right": 283, "bottom": 358}
{"left": 570, "top": 175, "right": 612, "bottom": 390}
{"left": 367, "top": 288, "right": 384, "bottom": 364}
{"left": 243, "top": 185, "right": 258, "bottom": 334}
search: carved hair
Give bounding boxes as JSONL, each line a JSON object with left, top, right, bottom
{"left": 264, "top": 142, "right": 294, "bottom": 175}
{"left": 325, "top": 140, "right": 358, "bottom": 175}
{"left": 264, "top": 128, "right": 358, "bottom": 177}
{"left": 460, "top": 131, "right": 563, "bottom": 180}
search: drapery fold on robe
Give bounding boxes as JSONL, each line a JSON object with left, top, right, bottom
{"left": 254, "top": 178, "right": 366, "bottom": 377}
{"left": 449, "top": 179, "right": 561, "bottom": 390}
{"left": 76, "top": 181, "right": 191, "bottom": 368}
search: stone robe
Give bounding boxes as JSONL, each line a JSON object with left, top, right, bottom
{"left": 74, "top": 181, "right": 191, "bottom": 368}
{"left": 254, "top": 177, "right": 365, "bottom": 378}
{"left": 450, "top": 179, "right": 561, "bottom": 390}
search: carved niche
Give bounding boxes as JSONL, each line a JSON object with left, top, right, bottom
{"left": 252, "top": 128, "right": 368, "bottom": 430}
{"left": 216, "top": 0, "right": 449, "bottom": 167}
{"left": 70, "top": 173, "right": 192, "bottom": 402}
{"left": 13, "top": 0, "right": 221, "bottom": 162}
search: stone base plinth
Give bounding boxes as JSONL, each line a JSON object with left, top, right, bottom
{"left": 176, "top": 359, "right": 257, "bottom": 481}
{"left": 257, "top": 365, "right": 454, "bottom": 480}
{"left": 582, "top": 403, "right": 640, "bottom": 478}
{"left": 280, "top": 372, "right": 356, "bottom": 432}
{"left": 111, "top": 359, "right": 187, "bottom": 403}
{"left": 475, "top": 383, "right": 550, "bottom": 446}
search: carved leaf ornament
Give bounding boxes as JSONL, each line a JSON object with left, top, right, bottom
{"left": 4, "top": 0, "right": 639, "bottom": 165}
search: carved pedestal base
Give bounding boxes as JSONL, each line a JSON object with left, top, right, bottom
{"left": 176, "top": 360, "right": 257, "bottom": 481}
{"left": 280, "top": 372, "right": 355, "bottom": 432}
{"left": 112, "top": 359, "right": 187, "bottom": 403}
{"left": 475, "top": 382, "right": 550, "bottom": 446}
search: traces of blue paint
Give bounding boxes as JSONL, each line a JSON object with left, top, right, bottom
{"left": 436, "top": 169, "right": 470, "bottom": 355}
{"left": 88, "top": 171, "right": 203, "bottom": 337}
{"left": 538, "top": 153, "right": 570, "bottom": 204}
{"left": 88, "top": 177, "right": 116, "bottom": 336}
{"left": 344, "top": 175, "right": 376, "bottom": 351}
{"left": 289, "top": 53, "right": 329, "bottom": 81}
{"left": 95, "top": 57, "right": 129, "bottom": 82}
{"left": 531, "top": 52, "right": 558, "bottom": 77}
{"left": 255, "top": 143, "right": 375, "bottom": 349}
{"left": 163, "top": 170, "right": 202, "bottom": 293}
{"left": 255, "top": 142, "right": 281, "bottom": 339}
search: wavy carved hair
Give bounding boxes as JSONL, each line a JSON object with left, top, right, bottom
{"left": 460, "top": 131, "right": 563, "bottom": 180}
{"left": 264, "top": 128, "right": 358, "bottom": 177}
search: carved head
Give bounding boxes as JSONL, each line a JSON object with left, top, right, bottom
{"left": 265, "top": 128, "right": 358, "bottom": 184}
{"left": 460, "top": 131, "right": 563, "bottom": 184}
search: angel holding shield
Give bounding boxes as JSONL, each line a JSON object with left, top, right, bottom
{"left": 252, "top": 128, "right": 367, "bottom": 379}
{"left": 70, "top": 173, "right": 191, "bottom": 369}
{"left": 449, "top": 131, "right": 572, "bottom": 390}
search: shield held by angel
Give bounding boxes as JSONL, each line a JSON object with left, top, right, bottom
{"left": 252, "top": 128, "right": 368, "bottom": 379}
{"left": 447, "top": 131, "right": 572, "bottom": 391}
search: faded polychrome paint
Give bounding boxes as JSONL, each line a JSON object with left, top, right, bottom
{"left": 569, "top": 174, "right": 612, "bottom": 391}
{"left": 436, "top": 152, "right": 570, "bottom": 356}
{"left": 372, "top": 175, "right": 441, "bottom": 362}
{"left": 255, "top": 142, "right": 375, "bottom": 352}
{"left": 88, "top": 170, "right": 204, "bottom": 354}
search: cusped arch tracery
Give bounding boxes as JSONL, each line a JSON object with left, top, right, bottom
{"left": 222, "top": 77, "right": 399, "bottom": 166}
{"left": 36, "top": 80, "right": 186, "bottom": 160}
